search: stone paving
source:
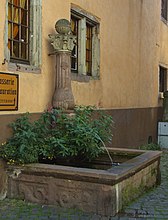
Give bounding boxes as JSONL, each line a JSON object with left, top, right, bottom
{"left": 0, "top": 150, "right": 167, "bottom": 220}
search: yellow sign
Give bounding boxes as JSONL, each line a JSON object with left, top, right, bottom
{"left": 0, "top": 72, "right": 19, "bottom": 111}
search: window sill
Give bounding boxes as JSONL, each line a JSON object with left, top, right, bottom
{"left": 8, "top": 62, "right": 41, "bottom": 74}
{"left": 71, "top": 72, "right": 100, "bottom": 82}
{"left": 159, "top": 92, "right": 164, "bottom": 99}
{"left": 161, "top": 17, "right": 168, "bottom": 25}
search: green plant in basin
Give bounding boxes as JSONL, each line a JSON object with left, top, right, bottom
{"left": 0, "top": 106, "right": 113, "bottom": 164}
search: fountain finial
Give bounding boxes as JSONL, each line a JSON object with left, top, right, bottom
{"left": 49, "top": 19, "right": 76, "bottom": 53}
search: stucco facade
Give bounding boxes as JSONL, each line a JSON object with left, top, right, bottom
{"left": 0, "top": 0, "right": 167, "bottom": 147}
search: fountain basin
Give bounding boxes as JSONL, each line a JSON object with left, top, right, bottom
{"left": 1, "top": 148, "right": 161, "bottom": 217}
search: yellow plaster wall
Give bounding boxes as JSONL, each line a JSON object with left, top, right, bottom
{"left": 0, "top": 0, "right": 167, "bottom": 115}
{"left": 70, "top": 0, "right": 162, "bottom": 109}
{"left": 0, "top": 1, "right": 7, "bottom": 73}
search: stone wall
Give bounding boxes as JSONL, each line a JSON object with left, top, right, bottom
{"left": 0, "top": 159, "right": 7, "bottom": 200}
{"left": 118, "top": 160, "right": 160, "bottom": 211}
{"left": 4, "top": 150, "right": 161, "bottom": 217}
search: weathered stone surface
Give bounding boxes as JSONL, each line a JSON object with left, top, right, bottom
{"left": 8, "top": 175, "right": 117, "bottom": 216}
{"left": 118, "top": 161, "right": 159, "bottom": 210}
{"left": 0, "top": 151, "right": 168, "bottom": 219}
{"left": 48, "top": 19, "right": 76, "bottom": 110}
{"left": 5, "top": 149, "right": 161, "bottom": 217}
{"left": 0, "top": 159, "right": 7, "bottom": 200}
{"left": 52, "top": 52, "right": 75, "bottom": 109}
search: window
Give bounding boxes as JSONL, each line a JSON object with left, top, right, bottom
{"left": 71, "top": 16, "right": 78, "bottom": 72}
{"left": 6, "top": 0, "right": 42, "bottom": 71}
{"left": 86, "top": 23, "right": 92, "bottom": 76}
{"left": 71, "top": 6, "right": 100, "bottom": 78}
{"left": 159, "top": 66, "right": 167, "bottom": 92}
{"left": 8, "top": 0, "right": 30, "bottom": 64}
{"left": 161, "top": 0, "right": 168, "bottom": 21}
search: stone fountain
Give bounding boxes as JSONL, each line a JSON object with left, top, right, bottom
{"left": 0, "top": 20, "right": 162, "bottom": 218}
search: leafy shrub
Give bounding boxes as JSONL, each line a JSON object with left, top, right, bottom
{"left": 139, "top": 143, "right": 161, "bottom": 151}
{"left": 0, "top": 106, "right": 113, "bottom": 164}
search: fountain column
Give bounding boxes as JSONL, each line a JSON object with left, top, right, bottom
{"left": 49, "top": 19, "right": 76, "bottom": 110}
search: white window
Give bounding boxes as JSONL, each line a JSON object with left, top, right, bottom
{"left": 5, "top": 0, "right": 42, "bottom": 72}
{"left": 71, "top": 5, "right": 100, "bottom": 78}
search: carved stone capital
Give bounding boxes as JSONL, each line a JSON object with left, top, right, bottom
{"left": 49, "top": 19, "right": 76, "bottom": 53}
{"left": 49, "top": 34, "right": 76, "bottom": 52}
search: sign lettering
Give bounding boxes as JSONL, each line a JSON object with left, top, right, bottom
{"left": 0, "top": 72, "right": 19, "bottom": 111}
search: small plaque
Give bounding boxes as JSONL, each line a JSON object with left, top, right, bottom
{"left": 0, "top": 72, "right": 19, "bottom": 111}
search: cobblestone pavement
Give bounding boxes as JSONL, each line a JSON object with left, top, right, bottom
{"left": 0, "top": 151, "right": 167, "bottom": 220}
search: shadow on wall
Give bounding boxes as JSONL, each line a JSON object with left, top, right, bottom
{"left": 107, "top": 107, "right": 163, "bottom": 148}
{"left": 0, "top": 113, "right": 42, "bottom": 145}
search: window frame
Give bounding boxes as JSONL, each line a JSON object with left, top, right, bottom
{"left": 71, "top": 5, "right": 100, "bottom": 80}
{"left": 159, "top": 65, "right": 167, "bottom": 93}
{"left": 4, "top": 0, "right": 42, "bottom": 73}
{"left": 161, "top": 0, "right": 168, "bottom": 23}
{"left": 8, "top": 0, "right": 30, "bottom": 64}
{"left": 86, "top": 22, "right": 93, "bottom": 76}
{"left": 71, "top": 15, "right": 79, "bottom": 72}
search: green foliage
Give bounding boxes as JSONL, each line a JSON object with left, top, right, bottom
{"left": 0, "top": 106, "right": 113, "bottom": 164}
{"left": 139, "top": 143, "right": 161, "bottom": 151}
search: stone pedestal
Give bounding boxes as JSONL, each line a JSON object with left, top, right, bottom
{"left": 49, "top": 19, "right": 76, "bottom": 110}
{"left": 53, "top": 51, "right": 74, "bottom": 109}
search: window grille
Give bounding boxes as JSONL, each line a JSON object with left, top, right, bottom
{"left": 8, "top": 0, "right": 30, "bottom": 64}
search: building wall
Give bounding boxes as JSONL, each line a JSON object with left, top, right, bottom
{"left": 0, "top": 0, "right": 167, "bottom": 147}
{"left": 71, "top": 0, "right": 163, "bottom": 109}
